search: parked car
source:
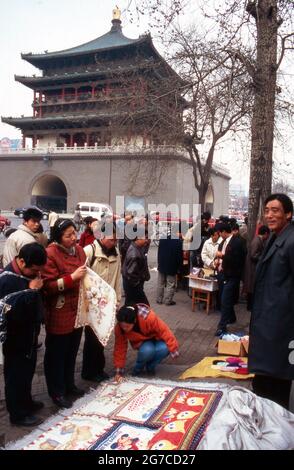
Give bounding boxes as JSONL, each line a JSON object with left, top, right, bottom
{"left": 74, "top": 202, "right": 113, "bottom": 221}
{"left": 0, "top": 215, "right": 11, "bottom": 232}
{"left": 14, "top": 207, "right": 49, "bottom": 220}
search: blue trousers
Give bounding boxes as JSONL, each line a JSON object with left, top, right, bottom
{"left": 134, "top": 340, "right": 169, "bottom": 373}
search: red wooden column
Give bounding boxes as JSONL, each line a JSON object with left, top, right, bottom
{"left": 39, "top": 91, "right": 43, "bottom": 118}
{"left": 75, "top": 88, "right": 78, "bottom": 100}
{"left": 22, "top": 134, "right": 26, "bottom": 149}
{"left": 70, "top": 134, "right": 74, "bottom": 147}
{"left": 61, "top": 88, "right": 65, "bottom": 101}
{"left": 32, "top": 135, "right": 37, "bottom": 148}
{"left": 105, "top": 82, "right": 110, "bottom": 97}
{"left": 33, "top": 91, "right": 36, "bottom": 117}
{"left": 86, "top": 134, "right": 90, "bottom": 146}
{"left": 91, "top": 85, "right": 95, "bottom": 99}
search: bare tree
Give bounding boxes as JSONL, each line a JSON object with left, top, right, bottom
{"left": 244, "top": 1, "right": 293, "bottom": 240}
{"left": 168, "top": 29, "right": 252, "bottom": 209}
{"left": 133, "top": 0, "right": 294, "bottom": 235}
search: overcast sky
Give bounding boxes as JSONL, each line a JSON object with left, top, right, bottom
{"left": 0, "top": 0, "right": 293, "bottom": 191}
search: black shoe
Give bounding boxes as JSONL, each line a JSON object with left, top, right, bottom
{"left": 227, "top": 318, "right": 237, "bottom": 325}
{"left": 215, "top": 328, "right": 227, "bottom": 337}
{"left": 165, "top": 301, "right": 176, "bottom": 306}
{"left": 82, "top": 372, "right": 109, "bottom": 383}
{"left": 156, "top": 300, "right": 163, "bottom": 304}
{"left": 66, "top": 386, "right": 85, "bottom": 398}
{"left": 29, "top": 400, "right": 45, "bottom": 412}
{"left": 146, "top": 369, "right": 156, "bottom": 377}
{"left": 10, "top": 414, "right": 44, "bottom": 427}
{"left": 52, "top": 395, "right": 73, "bottom": 409}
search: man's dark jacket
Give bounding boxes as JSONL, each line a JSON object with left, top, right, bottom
{"left": 248, "top": 224, "right": 294, "bottom": 380}
{"left": 0, "top": 261, "right": 43, "bottom": 356}
{"left": 122, "top": 242, "right": 150, "bottom": 286}
{"left": 158, "top": 238, "right": 183, "bottom": 276}
{"left": 219, "top": 235, "right": 246, "bottom": 279}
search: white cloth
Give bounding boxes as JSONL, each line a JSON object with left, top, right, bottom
{"left": 76, "top": 267, "right": 116, "bottom": 346}
{"left": 218, "top": 234, "right": 233, "bottom": 272}
{"left": 198, "top": 386, "right": 294, "bottom": 450}
{"left": 201, "top": 238, "right": 219, "bottom": 268}
{"left": 48, "top": 211, "right": 59, "bottom": 227}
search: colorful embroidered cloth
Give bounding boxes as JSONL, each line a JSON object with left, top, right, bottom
{"left": 180, "top": 356, "right": 254, "bottom": 380}
{"left": 90, "top": 422, "right": 158, "bottom": 450}
{"left": 74, "top": 381, "right": 145, "bottom": 418}
{"left": 23, "top": 415, "right": 114, "bottom": 450}
{"left": 146, "top": 387, "right": 223, "bottom": 450}
{"left": 76, "top": 267, "right": 116, "bottom": 346}
{"left": 111, "top": 384, "right": 173, "bottom": 423}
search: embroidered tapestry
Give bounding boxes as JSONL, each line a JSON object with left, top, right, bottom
{"left": 23, "top": 415, "right": 114, "bottom": 450}
{"left": 90, "top": 422, "right": 158, "bottom": 450}
{"left": 74, "top": 381, "right": 145, "bottom": 418}
{"left": 76, "top": 267, "right": 116, "bottom": 346}
{"left": 146, "top": 387, "right": 223, "bottom": 449}
{"left": 111, "top": 384, "right": 173, "bottom": 423}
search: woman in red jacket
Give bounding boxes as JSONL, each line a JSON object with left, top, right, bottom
{"left": 114, "top": 304, "right": 179, "bottom": 382}
{"left": 43, "top": 219, "right": 87, "bottom": 408}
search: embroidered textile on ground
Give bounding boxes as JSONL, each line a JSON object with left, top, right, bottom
{"left": 74, "top": 381, "right": 145, "bottom": 418}
{"left": 146, "top": 387, "right": 223, "bottom": 450}
{"left": 180, "top": 356, "right": 254, "bottom": 380}
{"left": 89, "top": 422, "right": 158, "bottom": 450}
{"left": 111, "top": 384, "right": 173, "bottom": 423}
{"left": 9, "top": 380, "right": 223, "bottom": 450}
{"left": 23, "top": 415, "right": 114, "bottom": 450}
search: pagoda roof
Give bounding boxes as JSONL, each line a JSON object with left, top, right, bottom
{"left": 1, "top": 111, "right": 138, "bottom": 130}
{"left": 22, "top": 19, "right": 148, "bottom": 68}
{"left": 14, "top": 60, "right": 157, "bottom": 89}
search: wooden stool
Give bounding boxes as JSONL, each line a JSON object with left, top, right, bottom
{"left": 192, "top": 288, "right": 215, "bottom": 314}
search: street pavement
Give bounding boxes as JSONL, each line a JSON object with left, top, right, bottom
{"left": 0, "top": 244, "right": 293, "bottom": 448}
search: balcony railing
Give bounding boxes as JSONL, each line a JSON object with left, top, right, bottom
{"left": 0, "top": 145, "right": 230, "bottom": 176}
{"left": 33, "top": 91, "right": 136, "bottom": 106}
{"left": 0, "top": 144, "right": 187, "bottom": 155}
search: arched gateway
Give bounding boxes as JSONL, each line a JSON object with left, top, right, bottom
{"left": 31, "top": 174, "right": 67, "bottom": 212}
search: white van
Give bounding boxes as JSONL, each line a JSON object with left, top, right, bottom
{"left": 75, "top": 202, "right": 113, "bottom": 221}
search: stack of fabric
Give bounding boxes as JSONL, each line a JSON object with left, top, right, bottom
{"left": 180, "top": 356, "right": 254, "bottom": 380}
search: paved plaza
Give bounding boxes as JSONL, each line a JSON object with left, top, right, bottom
{"left": 0, "top": 244, "right": 293, "bottom": 448}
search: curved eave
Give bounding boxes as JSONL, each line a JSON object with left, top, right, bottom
{"left": 21, "top": 35, "right": 149, "bottom": 69}
{"left": 146, "top": 37, "right": 187, "bottom": 86}
{"left": 1, "top": 111, "right": 137, "bottom": 130}
{"left": 14, "top": 62, "right": 155, "bottom": 88}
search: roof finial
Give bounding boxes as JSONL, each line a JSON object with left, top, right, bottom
{"left": 112, "top": 5, "right": 121, "bottom": 21}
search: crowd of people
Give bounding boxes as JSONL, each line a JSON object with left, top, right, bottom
{"left": 0, "top": 193, "right": 293, "bottom": 428}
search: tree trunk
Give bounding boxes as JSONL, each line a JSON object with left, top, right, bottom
{"left": 198, "top": 182, "right": 209, "bottom": 212}
{"left": 247, "top": 0, "right": 278, "bottom": 242}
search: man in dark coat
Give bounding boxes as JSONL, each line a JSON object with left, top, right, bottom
{"left": 215, "top": 224, "right": 246, "bottom": 336}
{"left": 243, "top": 225, "right": 270, "bottom": 310}
{"left": 157, "top": 225, "right": 183, "bottom": 306}
{"left": 0, "top": 243, "right": 47, "bottom": 426}
{"left": 122, "top": 235, "right": 150, "bottom": 306}
{"left": 249, "top": 193, "right": 294, "bottom": 409}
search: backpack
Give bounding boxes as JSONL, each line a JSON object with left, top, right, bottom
{"left": 89, "top": 243, "right": 97, "bottom": 268}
